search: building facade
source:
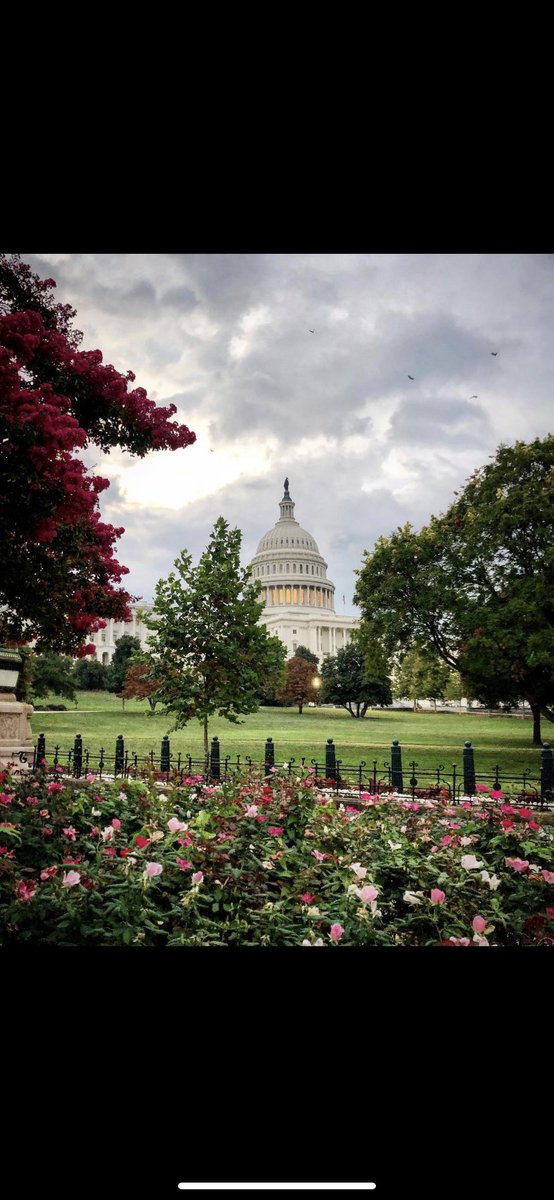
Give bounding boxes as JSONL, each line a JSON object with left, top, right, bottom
{"left": 248, "top": 479, "right": 359, "bottom": 663}
{"left": 89, "top": 479, "right": 358, "bottom": 666}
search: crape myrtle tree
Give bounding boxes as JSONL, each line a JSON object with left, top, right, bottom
{"left": 393, "top": 647, "right": 451, "bottom": 711}
{"left": 320, "top": 640, "right": 393, "bottom": 718}
{"left": 143, "top": 518, "right": 287, "bottom": 757}
{"left": 277, "top": 656, "right": 321, "bottom": 714}
{"left": 354, "top": 435, "right": 554, "bottom": 745}
{"left": 121, "top": 658, "right": 162, "bottom": 712}
{"left": 0, "top": 254, "right": 195, "bottom": 658}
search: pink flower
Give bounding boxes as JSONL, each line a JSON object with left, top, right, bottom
{"left": 101, "top": 826, "right": 114, "bottom": 842}
{"left": 167, "top": 817, "right": 187, "bottom": 834}
{"left": 177, "top": 834, "right": 193, "bottom": 847}
{"left": 518, "top": 808, "right": 533, "bottom": 820}
{"left": 473, "top": 933, "right": 489, "bottom": 946}
{"left": 542, "top": 870, "right": 554, "bottom": 884}
{"left": 528, "top": 821, "right": 540, "bottom": 831}
{"left": 312, "top": 849, "right": 325, "bottom": 861}
{"left": 505, "top": 858, "right": 529, "bottom": 872}
{"left": 111, "top": 818, "right": 121, "bottom": 830}
{"left": 176, "top": 857, "right": 191, "bottom": 870}
{"left": 489, "top": 789, "right": 503, "bottom": 800}
{"left": 268, "top": 826, "right": 284, "bottom": 836}
{"left": 86, "top": 773, "right": 97, "bottom": 783}
{"left": 501, "top": 804, "right": 516, "bottom": 815}
{"left": 145, "top": 862, "right": 163, "bottom": 877}
{"left": 330, "top": 923, "right": 344, "bottom": 942}
{"left": 449, "top": 821, "right": 461, "bottom": 829}
{"left": 47, "top": 782, "right": 63, "bottom": 794}
{"left": 440, "top": 835, "right": 452, "bottom": 847}
{"left": 0, "top": 793, "right": 13, "bottom": 806}
{"left": 103, "top": 847, "right": 116, "bottom": 857}
{"left": 192, "top": 871, "right": 203, "bottom": 885}
{"left": 40, "top": 866, "right": 58, "bottom": 881}
{"left": 448, "top": 936, "right": 471, "bottom": 946}
{"left": 351, "top": 863, "right": 368, "bottom": 879}
{"left": 62, "top": 870, "right": 81, "bottom": 888}
{"left": 300, "top": 892, "right": 315, "bottom": 903}
{"left": 244, "top": 804, "right": 258, "bottom": 817}
{"left": 430, "top": 889, "right": 446, "bottom": 905}
{"left": 475, "top": 784, "right": 490, "bottom": 793}
{"left": 26, "top": 796, "right": 39, "bottom": 806}
{"left": 62, "top": 826, "right": 77, "bottom": 841}
{"left": 355, "top": 885, "right": 379, "bottom": 904}
{"left": 472, "top": 915, "right": 487, "bottom": 933}
{"left": 16, "top": 880, "right": 36, "bottom": 901}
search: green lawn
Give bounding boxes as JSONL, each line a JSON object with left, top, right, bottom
{"left": 30, "top": 691, "right": 547, "bottom": 780}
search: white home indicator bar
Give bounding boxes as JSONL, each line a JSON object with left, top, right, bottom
{"left": 178, "top": 1186, "right": 376, "bottom": 1192}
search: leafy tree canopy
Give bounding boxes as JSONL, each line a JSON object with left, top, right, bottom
{"left": 143, "top": 518, "right": 287, "bottom": 755}
{"left": 320, "top": 641, "right": 393, "bottom": 718}
{"left": 278, "top": 656, "right": 321, "bottom": 713}
{"left": 354, "top": 434, "right": 554, "bottom": 744}
{"left": 393, "top": 647, "right": 451, "bottom": 711}
{"left": 0, "top": 254, "right": 195, "bottom": 656}
{"left": 105, "top": 635, "right": 142, "bottom": 694}
{"left": 293, "top": 644, "right": 319, "bottom": 665}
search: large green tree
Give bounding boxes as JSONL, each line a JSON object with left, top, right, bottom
{"left": 393, "top": 647, "right": 451, "bottom": 711}
{"left": 320, "top": 642, "right": 393, "bottom": 718}
{"left": 105, "top": 635, "right": 142, "bottom": 694}
{"left": 72, "top": 657, "right": 109, "bottom": 691}
{"left": 293, "top": 644, "right": 319, "bottom": 665}
{"left": 28, "top": 650, "right": 77, "bottom": 703}
{"left": 143, "top": 518, "right": 287, "bottom": 756}
{"left": 354, "top": 434, "right": 554, "bottom": 745}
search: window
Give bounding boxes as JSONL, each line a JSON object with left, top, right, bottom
{"left": 292, "top": 642, "right": 297, "bottom": 651}
{"left": 293, "top": 563, "right": 296, "bottom": 572}
{"left": 273, "top": 564, "right": 276, "bottom": 573}
{"left": 311, "top": 566, "right": 314, "bottom": 575}
{"left": 299, "top": 564, "right": 303, "bottom": 573}
{"left": 286, "top": 563, "right": 289, "bottom": 571}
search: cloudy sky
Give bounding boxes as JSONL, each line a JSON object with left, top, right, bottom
{"left": 25, "top": 253, "right": 554, "bottom": 614}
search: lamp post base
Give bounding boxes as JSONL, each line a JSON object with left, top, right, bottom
{"left": 0, "top": 694, "right": 34, "bottom": 774}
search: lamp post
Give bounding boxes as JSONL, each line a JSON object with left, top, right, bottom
{"left": 312, "top": 675, "right": 322, "bottom": 707}
{"left": 0, "top": 647, "right": 34, "bottom": 774}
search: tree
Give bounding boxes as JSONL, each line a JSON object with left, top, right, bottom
{"left": 277, "top": 656, "right": 320, "bottom": 714}
{"left": 29, "top": 650, "right": 77, "bottom": 703}
{"left": 143, "top": 518, "right": 287, "bottom": 756}
{"left": 320, "top": 643, "right": 393, "bottom": 717}
{"left": 72, "top": 657, "right": 109, "bottom": 691}
{"left": 0, "top": 254, "right": 196, "bottom": 657}
{"left": 121, "top": 658, "right": 162, "bottom": 711}
{"left": 293, "top": 644, "right": 319, "bottom": 665}
{"left": 393, "top": 647, "right": 451, "bottom": 711}
{"left": 106, "top": 635, "right": 142, "bottom": 695}
{"left": 354, "top": 434, "right": 554, "bottom": 745}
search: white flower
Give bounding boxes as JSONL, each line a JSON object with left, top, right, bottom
{"left": 351, "top": 863, "right": 367, "bottom": 879}
{"left": 262, "top": 860, "right": 274, "bottom": 870}
{"left": 263, "top": 902, "right": 274, "bottom": 910}
{"left": 150, "top": 830, "right": 164, "bottom": 843}
{"left": 118, "top": 791, "right": 126, "bottom": 801}
{"left": 473, "top": 933, "right": 489, "bottom": 946}
{"left": 282, "top": 763, "right": 289, "bottom": 770}
{"left": 91, "top": 807, "right": 101, "bottom": 816}
{"left": 158, "top": 794, "right": 167, "bottom": 802}
{"left": 388, "top": 841, "right": 402, "bottom": 851}
{"left": 460, "top": 836, "right": 473, "bottom": 846}
{"left": 403, "top": 890, "right": 423, "bottom": 906}
{"left": 302, "top": 938, "right": 324, "bottom": 946}
{"left": 528, "top": 863, "right": 541, "bottom": 872}
{"left": 101, "top": 826, "right": 113, "bottom": 841}
{"left": 307, "top": 906, "right": 320, "bottom": 917}
{"left": 460, "top": 854, "right": 484, "bottom": 870}
{"left": 480, "top": 870, "right": 501, "bottom": 890}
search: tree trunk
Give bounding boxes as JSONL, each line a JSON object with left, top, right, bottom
{"left": 530, "top": 701, "right": 542, "bottom": 746}
{"left": 298, "top": 700, "right": 303, "bottom": 713}
{"left": 413, "top": 698, "right": 418, "bottom": 712}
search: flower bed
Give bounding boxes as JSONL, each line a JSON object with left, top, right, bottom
{"left": 1, "top": 764, "right": 553, "bottom": 945}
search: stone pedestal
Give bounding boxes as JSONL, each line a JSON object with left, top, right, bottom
{"left": 0, "top": 693, "right": 34, "bottom": 775}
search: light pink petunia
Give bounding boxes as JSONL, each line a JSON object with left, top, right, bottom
{"left": 461, "top": 854, "right": 484, "bottom": 870}
{"left": 448, "top": 936, "right": 471, "bottom": 945}
{"left": 175, "top": 858, "right": 191, "bottom": 870}
{"left": 62, "top": 870, "right": 81, "bottom": 888}
{"left": 472, "top": 915, "right": 487, "bottom": 933}
{"left": 351, "top": 863, "right": 367, "bottom": 879}
{"left": 430, "top": 889, "right": 446, "bottom": 905}
{"left": 111, "top": 818, "right": 121, "bottom": 830}
{"left": 473, "top": 933, "right": 489, "bottom": 946}
{"left": 244, "top": 804, "right": 258, "bottom": 818}
{"left": 167, "top": 817, "right": 187, "bottom": 834}
{"left": 505, "top": 858, "right": 529, "bottom": 873}
{"left": 145, "top": 862, "right": 163, "bottom": 878}
{"left": 355, "top": 885, "right": 379, "bottom": 904}
{"left": 192, "top": 871, "right": 204, "bottom": 885}
{"left": 542, "top": 870, "right": 554, "bottom": 884}
{"left": 329, "top": 923, "right": 344, "bottom": 942}
{"left": 440, "top": 835, "right": 452, "bottom": 847}
{"left": 312, "top": 849, "right": 326, "bottom": 861}
{"left": 101, "top": 826, "right": 114, "bottom": 842}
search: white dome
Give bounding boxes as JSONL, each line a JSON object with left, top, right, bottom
{"left": 255, "top": 521, "right": 320, "bottom": 556}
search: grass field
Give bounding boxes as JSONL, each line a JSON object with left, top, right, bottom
{"left": 29, "top": 690, "right": 546, "bottom": 777}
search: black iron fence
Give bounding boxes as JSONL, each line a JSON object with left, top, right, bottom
{"left": 31, "top": 732, "right": 554, "bottom": 807}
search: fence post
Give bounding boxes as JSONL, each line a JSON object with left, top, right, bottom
{"left": 73, "top": 734, "right": 83, "bottom": 778}
{"left": 391, "top": 740, "right": 403, "bottom": 792}
{"left": 210, "top": 736, "right": 221, "bottom": 780}
{"left": 114, "top": 735, "right": 124, "bottom": 776}
{"left": 541, "top": 742, "right": 554, "bottom": 802}
{"left": 160, "top": 735, "right": 170, "bottom": 774}
{"left": 325, "top": 738, "right": 337, "bottom": 782}
{"left": 35, "top": 732, "right": 46, "bottom": 769}
{"left": 264, "top": 737, "right": 275, "bottom": 775}
{"left": 463, "top": 741, "right": 476, "bottom": 796}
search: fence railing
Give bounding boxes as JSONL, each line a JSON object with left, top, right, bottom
{"left": 31, "top": 733, "right": 554, "bottom": 807}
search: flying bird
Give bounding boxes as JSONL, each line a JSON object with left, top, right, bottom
{"left": 408, "top": 375, "right": 414, "bottom": 380}
{"left": 491, "top": 351, "right": 498, "bottom": 356}
{"left": 309, "top": 329, "right": 315, "bottom": 333}
{"left": 469, "top": 394, "right": 478, "bottom": 399}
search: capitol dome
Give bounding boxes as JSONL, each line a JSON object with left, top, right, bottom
{"left": 249, "top": 478, "right": 336, "bottom": 614}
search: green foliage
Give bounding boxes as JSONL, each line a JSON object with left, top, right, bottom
{"left": 321, "top": 643, "right": 393, "bottom": 717}
{"left": 27, "top": 651, "right": 77, "bottom": 704}
{"left": 72, "top": 658, "right": 109, "bottom": 691}
{"left": 1, "top": 765, "right": 552, "bottom": 946}
{"left": 293, "top": 644, "right": 319, "bottom": 665}
{"left": 355, "top": 434, "right": 554, "bottom": 743}
{"left": 105, "top": 636, "right": 142, "bottom": 695}
{"left": 393, "top": 647, "right": 451, "bottom": 710}
{"left": 144, "top": 517, "right": 287, "bottom": 753}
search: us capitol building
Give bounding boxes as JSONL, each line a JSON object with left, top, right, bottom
{"left": 89, "top": 478, "right": 358, "bottom": 666}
